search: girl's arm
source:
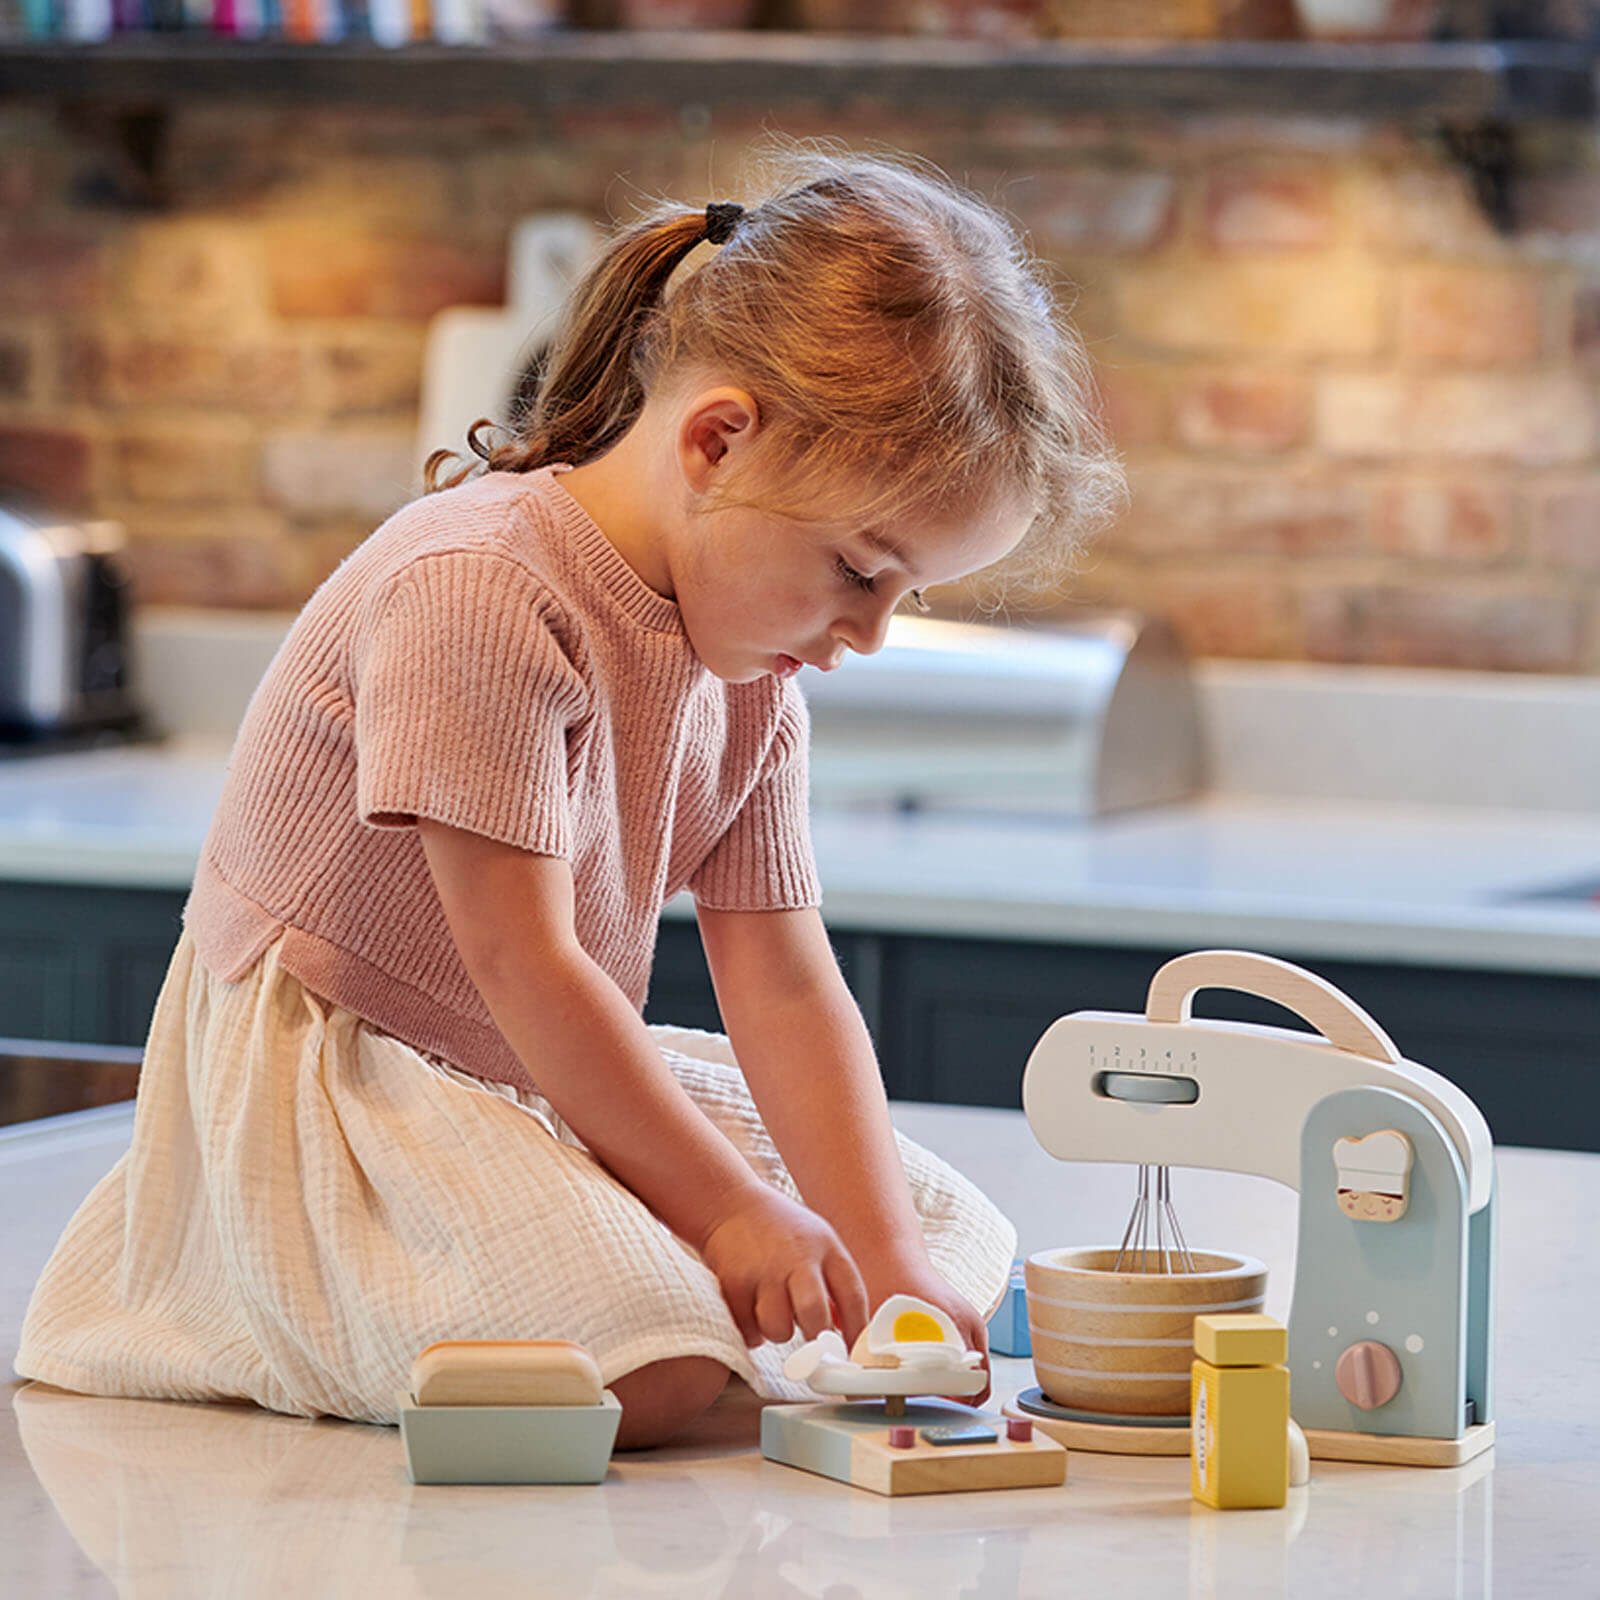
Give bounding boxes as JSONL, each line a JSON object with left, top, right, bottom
{"left": 696, "top": 902, "right": 992, "bottom": 1377}
{"left": 418, "top": 820, "right": 869, "bottom": 1351}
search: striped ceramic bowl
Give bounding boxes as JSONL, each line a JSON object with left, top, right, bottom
{"left": 1025, "top": 1246, "right": 1268, "bottom": 1417}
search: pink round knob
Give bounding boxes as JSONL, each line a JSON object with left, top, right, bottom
{"left": 1335, "top": 1340, "right": 1403, "bottom": 1409}
{"left": 888, "top": 1425, "right": 916, "bottom": 1450}
{"left": 1006, "top": 1417, "right": 1034, "bottom": 1443}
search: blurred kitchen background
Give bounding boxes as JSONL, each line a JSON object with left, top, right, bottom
{"left": 1, "top": 1, "right": 1598, "bottom": 1148}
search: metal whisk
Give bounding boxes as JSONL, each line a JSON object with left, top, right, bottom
{"left": 1112, "top": 1164, "right": 1197, "bottom": 1274}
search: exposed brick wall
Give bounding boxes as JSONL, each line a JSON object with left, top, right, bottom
{"left": 2, "top": 97, "right": 1598, "bottom": 671}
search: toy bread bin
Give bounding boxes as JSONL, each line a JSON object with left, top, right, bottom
{"left": 399, "top": 1339, "right": 621, "bottom": 1485}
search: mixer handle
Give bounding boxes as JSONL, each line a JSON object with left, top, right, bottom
{"left": 1145, "top": 950, "right": 1403, "bottom": 1064}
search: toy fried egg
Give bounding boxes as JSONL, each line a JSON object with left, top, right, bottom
{"left": 849, "top": 1295, "right": 967, "bottom": 1369}
{"left": 782, "top": 1295, "right": 983, "bottom": 1394}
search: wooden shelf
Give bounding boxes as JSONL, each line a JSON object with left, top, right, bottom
{"left": 0, "top": 34, "right": 1595, "bottom": 120}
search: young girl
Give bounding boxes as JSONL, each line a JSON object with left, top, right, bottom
{"left": 16, "top": 145, "right": 1122, "bottom": 1448}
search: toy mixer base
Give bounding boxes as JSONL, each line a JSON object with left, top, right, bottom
{"left": 1007, "top": 1388, "right": 1495, "bottom": 1466}
{"left": 1300, "top": 1421, "right": 1495, "bottom": 1467}
{"left": 1006, "top": 1387, "right": 1191, "bottom": 1457}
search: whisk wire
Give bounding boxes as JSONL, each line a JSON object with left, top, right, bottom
{"left": 1113, "top": 1164, "right": 1197, "bottom": 1274}
{"left": 1160, "top": 1167, "right": 1196, "bottom": 1270}
{"left": 1115, "top": 1165, "right": 1149, "bottom": 1271}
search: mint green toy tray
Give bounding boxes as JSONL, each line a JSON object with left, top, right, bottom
{"left": 399, "top": 1390, "right": 621, "bottom": 1485}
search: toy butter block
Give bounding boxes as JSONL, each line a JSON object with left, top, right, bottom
{"left": 399, "top": 1338, "right": 620, "bottom": 1485}
{"left": 986, "top": 1261, "right": 1031, "bottom": 1357}
{"left": 399, "top": 1391, "right": 621, "bottom": 1484}
{"left": 761, "top": 1398, "right": 1066, "bottom": 1497}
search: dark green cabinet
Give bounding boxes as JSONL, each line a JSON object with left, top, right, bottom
{"left": 0, "top": 882, "right": 185, "bottom": 1048}
{"left": 2, "top": 878, "right": 1595, "bottom": 1152}
{"left": 0, "top": 927, "right": 79, "bottom": 1039}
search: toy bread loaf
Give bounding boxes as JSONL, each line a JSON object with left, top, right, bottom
{"left": 409, "top": 1340, "right": 605, "bottom": 1407}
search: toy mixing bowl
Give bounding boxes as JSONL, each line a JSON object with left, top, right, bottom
{"left": 1025, "top": 1247, "right": 1267, "bottom": 1417}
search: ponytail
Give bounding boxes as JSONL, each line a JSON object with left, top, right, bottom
{"left": 423, "top": 208, "right": 710, "bottom": 494}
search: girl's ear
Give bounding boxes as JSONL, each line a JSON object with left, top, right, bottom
{"left": 679, "top": 387, "right": 760, "bottom": 492}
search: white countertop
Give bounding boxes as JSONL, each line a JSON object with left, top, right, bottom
{"left": 0, "top": 740, "right": 227, "bottom": 891}
{"left": 4, "top": 1099, "right": 1596, "bottom": 1598}
{"left": 3, "top": 738, "right": 1600, "bottom": 974}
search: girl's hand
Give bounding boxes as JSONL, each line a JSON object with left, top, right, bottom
{"left": 859, "top": 1246, "right": 993, "bottom": 1406}
{"left": 699, "top": 1188, "right": 871, "bottom": 1352}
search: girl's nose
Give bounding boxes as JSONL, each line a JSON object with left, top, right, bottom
{"left": 834, "top": 598, "right": 895, "bottom": 658}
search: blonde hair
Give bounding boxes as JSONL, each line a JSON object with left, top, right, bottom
{"left": 425, "top": 141, "right": 1126, "bottom": 600}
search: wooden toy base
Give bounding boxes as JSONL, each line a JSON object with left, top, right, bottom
{"left": 1301, "top": 1421, "right": 1496, "bottom": 1467}
{"left": 761, "top": 1398, "right": 1067, "bottom": 1496}
{"left": 1003, "top": 1393, "right": 1496, "bottom": 1467}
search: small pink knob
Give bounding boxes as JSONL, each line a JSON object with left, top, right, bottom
{"left": 888, "top": 1425, "right": 916, "bottom": 1449}
{"left": 1335, "top": 1340, "right": 1403, "bottom": 1409}
{"left": 1006, "top": 1417, "right": 1034, "bottom": 1443}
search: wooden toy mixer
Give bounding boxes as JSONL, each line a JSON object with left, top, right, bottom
{"left": 1011, "top": 949, "right": 1495, "bottom": 1467}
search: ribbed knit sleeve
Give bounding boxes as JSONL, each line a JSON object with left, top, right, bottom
{"left": 353, "top": 552, "right": 589, "bottom": 853}
{"left": 688, "top": 681, "right": 822, "bottom": 911}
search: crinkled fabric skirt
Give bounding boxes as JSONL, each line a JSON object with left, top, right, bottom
{"left": 15, "top": 929, "right": 1016, "bottom": 1426}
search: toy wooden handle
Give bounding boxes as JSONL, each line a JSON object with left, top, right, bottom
{"left": 1145, "top": 950, "right": 1402, "bottom": 1064}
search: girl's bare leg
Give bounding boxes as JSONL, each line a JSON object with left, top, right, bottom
{"left": 609, "top": 1356, "right": 731, "bottom": 1450}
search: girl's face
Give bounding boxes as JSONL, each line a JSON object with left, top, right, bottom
{"left": 664, "top": 387, "right": 1033, "bottom": 685}
{"left": 670, "top": 494, "right": 1032, "bottom": 685}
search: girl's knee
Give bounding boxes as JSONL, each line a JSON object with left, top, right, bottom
{"left": 610, "top": 1355, "right": 729, "bottom": 1450}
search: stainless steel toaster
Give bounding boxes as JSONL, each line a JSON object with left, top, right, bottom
{"left": 0, "top": 498, "right": 143, "bottom": 745}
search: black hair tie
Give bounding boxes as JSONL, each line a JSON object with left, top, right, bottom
{"left": 703, "top": 202, "right": 745, "bottom": 245}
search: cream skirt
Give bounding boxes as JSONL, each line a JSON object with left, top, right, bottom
{"left": 15, "top": 929, "right": 1016, "bottom": 1426}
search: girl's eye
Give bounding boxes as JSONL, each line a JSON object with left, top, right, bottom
{"left": 835, "top": 556, "right": 877, "bottom": 593}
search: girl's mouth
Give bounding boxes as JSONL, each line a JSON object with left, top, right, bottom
{"left": 773, "top": 654, "right": 803, "bottom": 678}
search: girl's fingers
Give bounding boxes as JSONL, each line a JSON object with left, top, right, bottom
{"left": 966, "top": 1310, "right": 990, "bottom": 1361}
{"left": 788, "top": 1265, "right": 833, "bottom": 1344}
{"left": 823, "top": 1250, "right": 871, "bottom": 1347}
{"left": 754, "top": 1282, "right": 796, "bottom": 1346}
{"left": 961, "top": 1309, "right": 992, "bottom": 1402}
{"left": 726, "top": 1289, "right": 762, "bottom": 1349}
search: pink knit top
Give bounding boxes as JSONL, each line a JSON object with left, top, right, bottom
{"left": 183, "top": 465, "right": 822, "bottom": 1094}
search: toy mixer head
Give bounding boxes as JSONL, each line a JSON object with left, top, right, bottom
{"left": 1022, "top": 949, "right": 1491, "bottom": 1210}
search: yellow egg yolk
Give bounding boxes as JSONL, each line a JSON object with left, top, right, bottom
{"left": 891, "top": 1310, "right": 948, "bottom": 1344}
